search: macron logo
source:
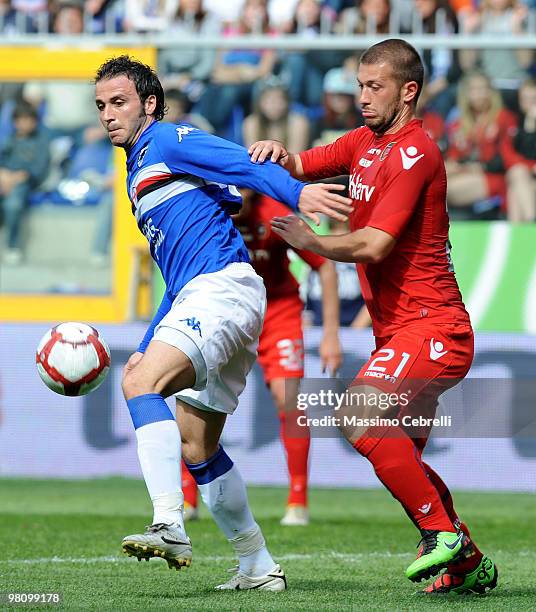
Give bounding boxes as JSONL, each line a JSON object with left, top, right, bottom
{"left": 400, "top": 146, "right": 424, "bottom": 170}
{"left": 419, "top": 503, "right": 432, "bottom": 514}
{"left": 430, "top": 339, "right": 448, "bottom": 361}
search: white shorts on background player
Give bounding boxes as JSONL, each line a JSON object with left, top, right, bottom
{"left": 153, "top": 262, "right": 266, "bottom": 415}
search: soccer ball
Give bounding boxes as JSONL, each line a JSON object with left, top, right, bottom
{"left": 36, "top": 322, "right": 111, "bottom": 396}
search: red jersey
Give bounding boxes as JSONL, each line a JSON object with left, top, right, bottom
{"left": 300, "top": 119, "right": 471, "bottom": 338}
{"left": 236, "top": 195, "right": 325, "bottom": 300}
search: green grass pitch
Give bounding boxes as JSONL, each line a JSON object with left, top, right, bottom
{"left": 1, "top": 479, "right": 535, "bottom": 610}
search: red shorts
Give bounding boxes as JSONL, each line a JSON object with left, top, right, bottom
{"left": 353, "top": 323, "right": 474, "bottom": 452}
{"left": 257, "top": 295, "right": 304, "bottom": 383}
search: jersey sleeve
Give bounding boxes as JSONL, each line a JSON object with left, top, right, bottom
{"left": 366, "top": 145, "right": 437, "bottom": 239}
{"left": 156, "top": 125, "right": 303, "bottom": 210}
{"left": 299, "top": 129, "right": 362, "bottom": 180}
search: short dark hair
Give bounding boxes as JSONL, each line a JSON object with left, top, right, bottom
{"left": 13, "top": 100, "right": 38, "bottom": 121}
{"left": 360, "top": 39, "right": 424, "bottom": 104}
{"left": 95, "top": 55, "right": 166, "bottom": 121}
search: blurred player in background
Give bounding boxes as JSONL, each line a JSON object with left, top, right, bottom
{"left": 94, "top": 55, "right": 352, "bottom": 591}
{"left": 249, "top": 39, "right": 498, "bottom": 595}
{"left": 181, "top": 190, "right": 342, "bottom": 526}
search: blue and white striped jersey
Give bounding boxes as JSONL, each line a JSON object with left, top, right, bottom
{"left": 125, "top": 121, "right": 305, "bottom": 351}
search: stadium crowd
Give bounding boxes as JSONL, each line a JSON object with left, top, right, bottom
{"left": 0, "top": 0, "right": 534, "bottom": 267}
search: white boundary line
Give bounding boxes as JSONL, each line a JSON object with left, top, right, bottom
{"left": 2, "top": 550, "right": 533, "bottom": 566}
{"left": 1, "top": 552, "right": 412, "bottom": 566}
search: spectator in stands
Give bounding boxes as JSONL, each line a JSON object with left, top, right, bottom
{"left": 23, "top": 2, "right": 98, "bottom": 169}
{"left": 282, "top": 0, "right": 342, "bottom": 108}
{"left": 313, "top": 57, "right": 363, "bottom": 145}
{"left": 242, "top": 78, "right": 311, "bottom": 151}
{"left": 124, "top": 0, "right": 178, "bottom": 32}
{"left": 164, "top": 88, "right": 214, "bottom": 132}
{"left": 336, "top": 0, "right": 391, "bottom": 34}
{"left": 0, "top": 0, "right": 18, "bottom": 34}
{"left": 0, "top": 101, "right": 50, "bottom": 264}
{"left": 461, "top": 0, "right": 533, "bottom": 111}
{"left": 202, "top": 0, "right": 242, "bottom": 26}
{"left": 83, "top": 0, "right": 123, "bottom": 33}
{"left": 503, "top": 78, "right": 536, "bottom": 221}
{"left": 159, "top": 0, "right": 221, "bottom": 105}
{"left": 413, "top": 0, "right": 462, "bottom": 118}
{"left": 197, "top": 0, "right": 276, "bottom": 135}
{"left": 11, "top": 0, "right": 47, "bottom": 32}
{"left": 267, "top": 0, "right": 300, "bottom": 32}
{"left": 51, "top": 0, "right": 84, "bottom": 34}
{"left": 445, "top": 72, "right": 517, "bottom": 214}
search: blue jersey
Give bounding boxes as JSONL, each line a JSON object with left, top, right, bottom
{"left": 126, "top": 121, "right": 305, "bottom": 351}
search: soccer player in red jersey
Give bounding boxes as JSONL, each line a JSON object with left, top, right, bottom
{"left": 249, "top": 39, "right": 498, "bottom": 594}
{"left": 181, "top": 190, "right": 343, "bottom": 525}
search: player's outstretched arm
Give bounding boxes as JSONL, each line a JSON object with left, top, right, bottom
{"left": 271, "top": 215, "right": 396, "bottom": 264}
{"left": 317, "top": 260, "right": 342, "bottom": 376}
{"left": 162, "top": 128, "right": 352, "bottom": 221}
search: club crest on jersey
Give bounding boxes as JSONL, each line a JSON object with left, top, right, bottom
{"left": 379, "top": 141, "right": 396, "bottom": 161}
{"left": 137, "top": 145, "right": 148, "bottom": 167}
{"left": 349, "top": 172, "right": 375, "bottom": 202}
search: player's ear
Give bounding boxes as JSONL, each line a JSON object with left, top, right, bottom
{"left": 402, "top": 81, "right": 419, "bottom": 105}
{"left": 144, "top": 94, "right": 157, "bottom": 117}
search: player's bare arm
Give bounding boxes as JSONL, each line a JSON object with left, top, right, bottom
{"left": 298, "top": 184, "right": 352, "bottom": 225}
{"left": 271, "top": 215, "right": 396, "bottom": 264}
{"left": 317, "top": 260, "right": 342, "bottom": 375}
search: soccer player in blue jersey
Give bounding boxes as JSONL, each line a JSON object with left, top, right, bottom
{"left": 94, "top": 56, "right": 352, "bottom": 591}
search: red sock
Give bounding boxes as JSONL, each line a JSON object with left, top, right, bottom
{"left": 279, "top": 411, "right": 310, "bottom": 507}
{"left": 355, "top": 428, "right": 455, "bottom": 532}
{"left": 422, "top": 462, "right": 483, "bottom": 572}
{"left": 181, "top": 459, "right": 198, "bottom": 508}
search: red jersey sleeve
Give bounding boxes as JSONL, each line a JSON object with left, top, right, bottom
{"left": 300, "top": 129, "right": 363, "bottom": 180}
{"left": 293, "top": 247, "right": 325, "bottom": 270}
{"left": 366, "top": 143, "right": 439, "bottom": 239}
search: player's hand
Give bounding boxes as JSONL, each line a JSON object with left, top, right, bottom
{"left": 298, "top": 183, "right": 352, "bottom": 225}
{"left": 123, "top": 351, "right": 143, "bottom": 377}
{"left": 248, "top": 139, "right": 289, "bottom": 165}
{"left": 271, "top": 214, "right": 316, "bottom": 250}
{"left": 320, "top": 332, "right": 343, "bottom": 376}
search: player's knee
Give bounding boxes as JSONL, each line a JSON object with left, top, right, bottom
{"left": 181, "top": 437, "right": 219, "bottom": 465}
{"left": 121, "top": 368, "right": 154, "bottom": 400}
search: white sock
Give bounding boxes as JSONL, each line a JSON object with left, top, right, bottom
{"left": 198, "top": 464, "right": 275, "bottom": 576}
{"left": 135, "top": 420, "right": 185, "bottom": 532}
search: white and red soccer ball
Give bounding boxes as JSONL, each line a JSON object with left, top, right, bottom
{"left": 36, "top": 322, "right": 111, "bottom": 396}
